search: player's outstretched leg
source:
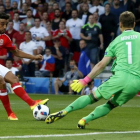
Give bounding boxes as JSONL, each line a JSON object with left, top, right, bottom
{"left": 4, "top": 72, "right": 49, "bottom": 111}
{"left": 0, "top": 76, "right": 18, "bottom": 120}
{"left": 77, "top": 100, "right": 118, "bottom": 129}
{"left": 45, "top": 92, "right": 101, "bottom": 124}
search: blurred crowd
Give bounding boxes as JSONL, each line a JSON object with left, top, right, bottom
{"left": 0, "top": 0, "right": 140, "bottom": 79}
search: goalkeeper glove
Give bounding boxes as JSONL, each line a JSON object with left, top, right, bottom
{"left": 70, "top": 76, "right": 91, "bottom": 93}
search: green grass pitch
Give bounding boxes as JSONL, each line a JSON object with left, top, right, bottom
{"left": 0, "top": 94, "right": 140, "bottom": 140}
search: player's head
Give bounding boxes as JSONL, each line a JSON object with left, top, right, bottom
{"left": 69, "top": 60, "right": 76, "bottom": 69}
{"left": 79, "top": 39, "right": 87, "bottom": 49}
{"left": 119, "top": 11, "right": 135, "bottom": 32}
{"left": 25, "top": 31, "right": 32, "bottom": 40}
{"left": 5, "top": 58, "right": 13, "bottom": 69}
{"left": 0, "top": 12, "right": 9, "bottom": 34}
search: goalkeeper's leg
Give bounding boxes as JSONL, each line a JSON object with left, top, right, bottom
{"left": 63, "top": 91, "right": 102, "bottom": 113}
{"left": 78, "top": 100, "right": 118, "bottom": 129}
{"left": 45, "top": 91, "right": 102, "bottom": 124}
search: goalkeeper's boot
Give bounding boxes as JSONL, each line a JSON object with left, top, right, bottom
{"left": 45, "top": 110, "right": 67, "bottom": 124}
{"left": 8, "top": 113, "right": 18, "bottom": 120}
{"left": 30, "top": 99, "right": 49, "bottom": 110}
{"left": 77, "top": 119, "right": 87, "bottom": 129}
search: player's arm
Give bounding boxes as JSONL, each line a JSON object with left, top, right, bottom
{"left": 61, "top": 78, "right": 66, "bottom": 83}
{"left": 88, "top": 56, "right": 112, "bottom": 79}
{"left": 99, "top": 34, "right": 104, "bottom": 50}
{"left": 10, "top": 48, "right": 43, "bottom": 61}
{"left": 12, "top": 38, "right": 16, "bottom": 44}
{"left": 0, "top": 55, "right": 7, "bottom": 59}
{"left": 71, "top": 56, "right": 112, "bottom": 92}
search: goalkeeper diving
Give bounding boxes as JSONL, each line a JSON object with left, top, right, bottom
{"left": 45, "top": 11, "right": 140, "bottom": 129}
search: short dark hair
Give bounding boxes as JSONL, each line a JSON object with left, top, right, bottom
{"left": 14, "top": 12, "right": 19, "bottom": 15}
{"left": 66, "top": 2, "right": 71, "bottom": 6}
{"left": 72, "top": 9, "right": 78, "bottom": 14}
{"left": 20, "top": 22, "right": 25, "bottom": 25}
{"left": 25, "top": 31, "right": 31, "bottom": 34}
{"left": 45, "top": 48, "right": 51, "bottom": 51}
{"left": 34, "top": 17, "right": 41, "bottom": 21}
{"left": 80, "top": 39, "right": 86, "bottom": 43}
{"left": 104, "top": 3, "right": 111, "bottom": 7}
{"left": 70, "top": 59, "right": 76, "bottom": 64}
{"left": 54, "top": 8, "right": 61, "bottom": 12}
{"left": 119, "top": 11, "right": 135, "bottom": 28}
{"left": 8, "top": 20, "right": 13, "bottom": 23}
{"left": 0, "top": 4, "right": 5, "bottom": 7}
{"left": 5, "top": 58, "right": 13, "bottom": 63}
{"left": 27, "top": 9, "right": 32, "bottom": 13}
{"left": 0, "top": 12, "right": 9, "bottom": 20}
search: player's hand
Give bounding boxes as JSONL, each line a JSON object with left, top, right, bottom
{"left": 86, "top": 36, "right": 92, "bottom": 40}
{"left": 35, "top": 37, "right": 42, "bottom": 41}
{"left": 34, "top": 54, "right": 43, "bottom": 61}
{"left": 70, "top": 79, "right": 86, "bottom": 93}
{"left": 100, "top": 44, "right": 104, "bottom": 50}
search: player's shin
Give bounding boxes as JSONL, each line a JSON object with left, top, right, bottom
{"left": 11, "top": 83, "right": 35, "bottom": 106}
{"left": 0, "top": 89, "right": 13, "bottom": 116}
{"left": 63, "top": 93, "right": 100, "bottom": 113}
{"left": 82, "top": 100, "right": 117, "bottom": 123}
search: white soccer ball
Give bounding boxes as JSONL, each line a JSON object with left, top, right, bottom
{"left": 33, "top": 104, "right": 50, "bottom": 121}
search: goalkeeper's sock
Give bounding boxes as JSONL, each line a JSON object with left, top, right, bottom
{"left": 12, "top": 83, "right": 35, "bottom": 106}
{"left": 0, "top": 89, "right": 13, "bottom": 116}
{"left": 63, "top": 94, "right": 98, "bottom": 113}
{"left": 83, "top": 102, "right": 115, "bottom": 123}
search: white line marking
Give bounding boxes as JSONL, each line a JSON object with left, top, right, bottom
{"left": 0, "top": 131, "right": 140, "bottom": 139}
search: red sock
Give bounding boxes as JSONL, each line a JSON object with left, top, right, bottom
{"left": 0, "top": 89, "right": 13, "bottom": 116}
{"left": 11, "top": 83, "right": 35, "bottom": 106}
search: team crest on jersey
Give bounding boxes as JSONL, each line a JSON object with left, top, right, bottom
{"left": 94, "top": 28, "right": 97, "bottom": 31}
{"left": 0, "top": 39, "right": 3, "bottom": 46}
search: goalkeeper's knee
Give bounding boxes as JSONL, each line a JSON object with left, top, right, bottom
{"left": 88, "top": 93, "right": 99, "bottom": 104}
{"left": 106, "top": 100, "right": 118, "bottom": 110}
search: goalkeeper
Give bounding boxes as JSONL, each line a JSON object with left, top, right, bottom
{"left": 45, "top": 11, "right": 140, "bottom": 129}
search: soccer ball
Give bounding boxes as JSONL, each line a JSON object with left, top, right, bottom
{"left": 33, "top": 104, "right": 50, "bottom": 121}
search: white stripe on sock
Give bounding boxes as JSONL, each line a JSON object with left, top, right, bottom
{"left": 12, "top": 85, "right": 22, "bottom": 90}
{"left": 0, "top": 92, "right": 7, "bottom": 96}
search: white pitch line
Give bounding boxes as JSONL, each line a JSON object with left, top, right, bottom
{"left": 0, "top": 131, "right": 140, "bottom": 139}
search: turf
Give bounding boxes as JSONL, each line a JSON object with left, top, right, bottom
{"left": 0, "top": 94, "right": 140, "bottom": 140}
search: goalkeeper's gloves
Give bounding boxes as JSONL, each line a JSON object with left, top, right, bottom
{"left": 70, "top": 76, "right": 91, "bottom": 93}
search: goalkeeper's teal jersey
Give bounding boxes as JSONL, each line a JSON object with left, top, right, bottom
{"left": 105, "top": 30, "right": 140, "bottom": 77}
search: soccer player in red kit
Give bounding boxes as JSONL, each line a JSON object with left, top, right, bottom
{"left": 0, "top": 13, "right": 49, "bottom": 120}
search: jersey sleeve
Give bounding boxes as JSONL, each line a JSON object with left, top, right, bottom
{"left": 43, "top": 28, "right": 49, "bottom": 36}
{"left": 66, "top": 20, "right": 69, "bottom": 27}
{"left": 104, "top": 41, "right": 115, "bottom": 57}
{"left": 98, "top": 27, "right": 102, "bottom": 34}
{"left": 13, "top": 32, "right": 17, "bottom": 39}
{"left": 81, "top": 26, "right": 85, "bottom": 34}
{"left": 19, "top": 42, "right": 23, "bottom": 50}
{"left": 53, "top": 30, "right": 58, "bottom": 37}
{"left": 2, "top": 48, "right": 7, "bottom": 55}
{"left": 4, "top": 35, "right": 16, "bottom": 50}
{"left": 67, "top": 30, "right": 72, "bottom": 38}
{"left": 32, "top": 42, "right": 37, "bottom": 50}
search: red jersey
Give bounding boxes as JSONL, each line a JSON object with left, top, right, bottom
{"left": 5, "top": 29, "right": 18, "bottom": 40}
{"left": 0, "top": 34, "right": 16, "bottom": 51}
{"left": 48, "top": 12, "right": 63, "bottom": 21}
{"left": 0, "top": 48, "right": 7, "bottom": 66}
{"left": 53, "top": 29, "right": 72, "bottom": 49}
{"left": 45, "top": 30, "right": 53, "bottom": 47}
{"left": 13, "top": 32, "right": 25, "bottom": 48}
{"left": 13, "top": 60, "right": 22, "bottom": 68}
